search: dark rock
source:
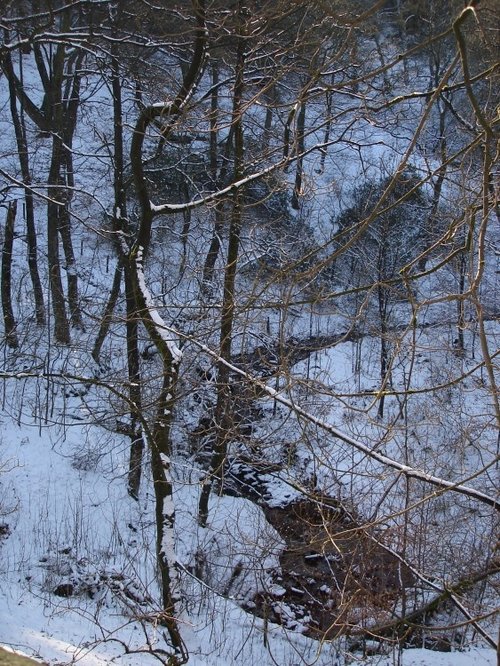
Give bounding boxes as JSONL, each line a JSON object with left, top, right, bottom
{"left": 53, "top": 583, "right": 74, "bottom": 597}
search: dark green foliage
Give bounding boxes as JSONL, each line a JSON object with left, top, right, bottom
{"left": 334, "top": 168, "right": 429, "bottom": 285}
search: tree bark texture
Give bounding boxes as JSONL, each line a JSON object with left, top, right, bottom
{"left": 2, "top": 201, "right": 18, "bottom": 349}
{"left": 4, "top": 43, "right": 45, "bottom": 325}
{"left": 199, "top": 3, "right": 246, "bottom": 527}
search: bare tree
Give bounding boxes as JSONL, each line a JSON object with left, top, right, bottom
{"left": 1, "top": 6, "right": 85, "bottom": 342}
{"left": 1, "top": 201, "right": 18, "bottom": 348}
{"left": 3, "top": 37, "right": 45, "bottom": 325}
{"left": 0, "top": 0, "right": 498, "bottom": 662}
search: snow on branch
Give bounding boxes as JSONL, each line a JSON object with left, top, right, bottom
{"left": 149, "top": 137, "right": 338, "bottom": 215}
{"left": 171, "top": 328, "right": 500, "bottom": 511}
{"left": 134, "top": 246, "right": 182, "bottom": 366}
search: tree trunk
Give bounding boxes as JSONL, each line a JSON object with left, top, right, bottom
{"left": 377, "top": 282, "right": 389, "bottom": 420}
{"left": 199, "top": 5, "right": 245, "bottom": 526}
{"left": 318, "top": 86, "right": 333, "bottom": 174}
{"left": 46, "top": 37, "right": 74, "bottom": 344}
{"left": 209, "top": 62, "right": 219, "bottom": 180}
{"left": 47, "top": 135, "right": 71, "bottom": 345}
{"left": 4, "top": 46, "right": 45, "bottom": 325}
{"left": 201, "top": 126, "right": 235, "bottom": 294}
{"left": 125, "top": 265, "right": 144, "bottom": 500}
{"left": 456, "top": 251, "right": 467, "bottom": 354}
{"left": 150, "top": 372, "right": 186, "bottom": 658}
{"left": 58, "top": 203, "right": 83, "bottom": 330}
{"left": 263, "top": 85, "right": 275, "bottom": 149}
{"left": 179, "top": 182, "right": 191, "bottom": 277}
{"left": 2, "top": 201, "right": 18, "bottom": 349}
{"left": 129, "top": 247, "right": 186, "bottom": 659}
{"left": 91, "top": 259, "right": 122, "bottom": 364}
{"left": 60, "top": 53, "right": 85, "bottom": 330}
{"left": 201, "top": 63, "right": 225, "bottom": 296}
{"left": 201, "top": 206, "right": 225, "bottom": 296}
{"left": 127, "top": 1, "right": 207, "bottom": 651}
{"left": 291, "top": 99, "right": 306, "bottom": 210}
{"left": 418, "top": 101, "right": 447, "bottom": 270}
{"left": 3, "top": 29, "right": 76, "bottom": 343}
{"left": 110, "top": 33, "right": 145, "bottom": 500}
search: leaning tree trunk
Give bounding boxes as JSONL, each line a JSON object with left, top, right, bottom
{"left": 262, "top": 83, "right": 276, "bottom": 149}
{"left": 129, "top": 248, "right": 186, "bottom": 658}
{"left": 418, "top": 99, "right": 448, "bottom": 271}
{"left": 127, "top": 1, "right": 207, "bottom": 655}
{"left": 2, "top": 201, "right": 18, "bottom": 349}
{"left": 91, "top": 259, "right": 122, "bottom": 364}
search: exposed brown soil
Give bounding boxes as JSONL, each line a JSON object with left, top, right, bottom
{"left": 247, "top": 497, "right": 414, "bottom": 639}
{"left": 0, "top": 648, "right": 45, "bottom": 665}
{"left": 191, "top": 372, "right": 416, "bottom": 641}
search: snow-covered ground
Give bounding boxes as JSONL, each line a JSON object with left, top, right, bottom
{"left": 0, "top": 420, "right": 497, "bottom": 666}
{"left": 1, "top": 9, "right": 498, "bottom": 664}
